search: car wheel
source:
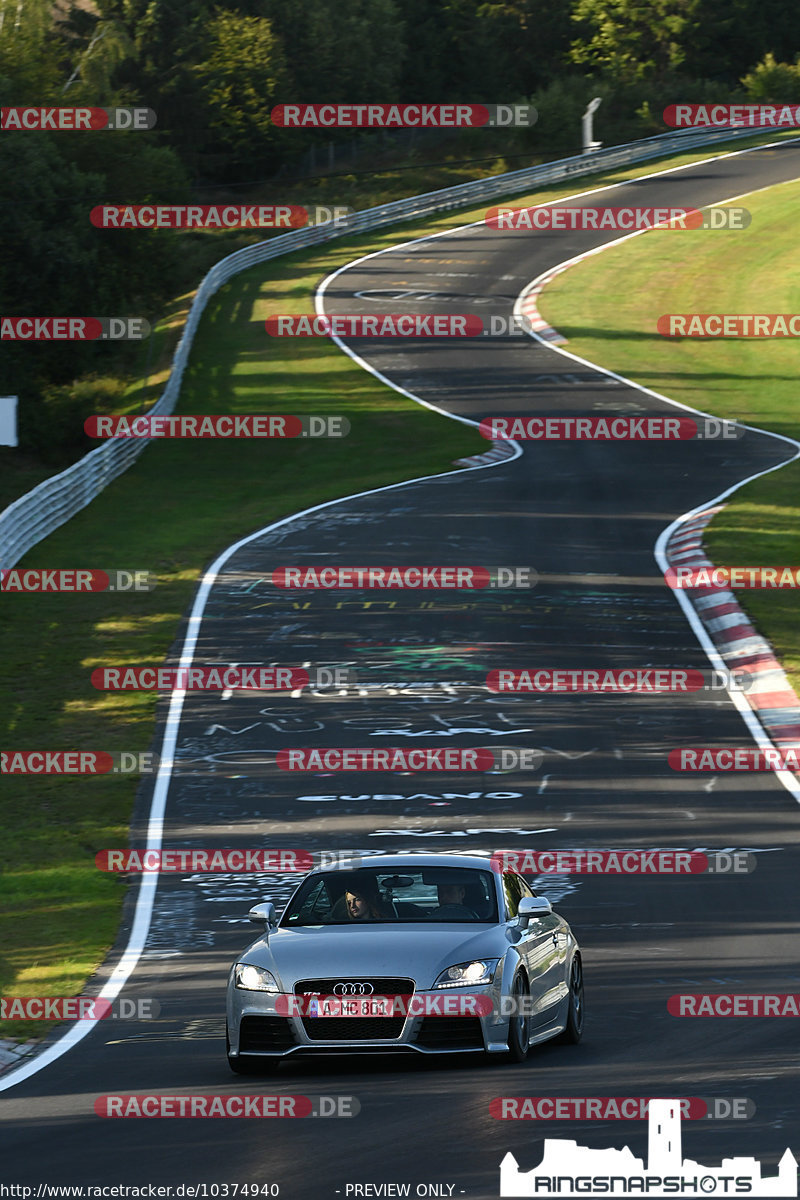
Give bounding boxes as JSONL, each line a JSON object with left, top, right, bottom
{"left": 506, "top": 972, "right": 530, "bottom": 1063}
{"left": 226, "top": 1026, "right": 276, "bottom": 1074}
{"left": 559, "top": 954, "right": 584, "bottom": 1044}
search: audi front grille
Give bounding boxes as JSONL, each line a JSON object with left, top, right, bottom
{"left": 294, "top": 977, "right": 414, "bottom": 1041}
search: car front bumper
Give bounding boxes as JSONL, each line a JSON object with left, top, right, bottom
{"left": 227, "top": 984, "right": 514, "bottom": 1057}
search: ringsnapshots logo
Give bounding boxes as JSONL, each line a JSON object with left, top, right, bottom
{"left": 1, "top": 106, "right": 156, "bottom": 130}
{"left": 485, "top": 205, "right": 750, "bottom": 231}
{"left": 271, "top": 103, "right": 537, "bottom": 128}
{"left": 479, "top": 416, "right": 742, "bottom": 440}
{"left": 487, "top": 668, "right": 753, "bottom": 693}
{"left": 499, "top": 1098, "right": 797, "bottom": 1197}
{"left": 1, "top": 317, "right": 150, "bottom": 340}
{"left": 84, "top": 415, "right": 349, "bottom": 438}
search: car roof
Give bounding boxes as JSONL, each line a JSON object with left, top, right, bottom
{"left": 306, "top": 853, "right": 500, "bottom": 876}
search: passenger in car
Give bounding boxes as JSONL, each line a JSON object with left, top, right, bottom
{"left": 324, "top": 875, "right": 395, "bottom": 921}
{"left": 345, "top": 883, "right": 393, "bottom": 920}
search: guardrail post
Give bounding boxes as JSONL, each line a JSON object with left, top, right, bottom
{"left": 582, "top": 97, "right": 603, "bottom": 154}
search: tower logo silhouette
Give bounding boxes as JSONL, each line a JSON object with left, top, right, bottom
{"left": 500, "top": 1099, "right": 797, "bottom": 1197}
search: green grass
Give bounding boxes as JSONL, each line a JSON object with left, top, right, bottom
{"left": 0, "top": 126, "right": 794, "bottom": 1043}
{"left": 538, "top": 177, "right": 800, "bottom": 693}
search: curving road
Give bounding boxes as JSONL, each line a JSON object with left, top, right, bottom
{"left": 3, "top": 139, "right": 800, "bottom": 1199}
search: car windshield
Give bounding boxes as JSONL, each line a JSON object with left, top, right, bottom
{"left": 281, "top": 866, "right": 498, "bottom": 926}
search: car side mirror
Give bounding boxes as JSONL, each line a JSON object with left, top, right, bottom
{"left": 248, "top": 901, "right": 277, "bottom": 928}
{"left": 517, "top": 896, "right": 552, "bottom": 924}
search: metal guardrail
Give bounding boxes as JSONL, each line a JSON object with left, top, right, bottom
{"left": 0, "top": 123, "right": 760, "bottom": 569}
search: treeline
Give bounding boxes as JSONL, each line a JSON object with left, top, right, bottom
{"left": 65, "top": 0, "right": 800, "bottom": 176}
{"left": 1, "top": 0, "right": 799, "bottom": 463}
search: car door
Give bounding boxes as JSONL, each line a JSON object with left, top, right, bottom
{"left": 502, "top": 872, "right": 566, "bottom": 1029}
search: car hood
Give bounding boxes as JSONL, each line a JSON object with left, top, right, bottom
{"left": 240, "top": 924, "right": 506, "bottom": 990}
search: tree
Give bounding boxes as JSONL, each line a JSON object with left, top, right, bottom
{"left": 192, "top": 10, "right": 289, "bottom": 175}
{"left": 671, "top": 0, "right": 800, "bottom": 83}
{"left": 0, "top": 0, "right": 64, "bottom": 97}
{"left": 61, "top": 17, "right": 135, "bottom": 97}
{"left": 569, "top": 0, "right": 800, "bottom": 86}
{"left": 262, "top": 0, "right": 403, "bottom": 101}
{"left": 569, "top": 0, "right": 702, "bottom": 81}
{"left": 91, "top": 0, "right": 213, "bottom": 167}
{"left": 742, "top": 53, "right": 800, "bottom": 102}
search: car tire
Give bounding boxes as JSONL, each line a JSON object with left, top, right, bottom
{"left": 506, "top": 971, "right": 531, "bottom": 1063}
{"left": 226, "top": 1026, "right": 277, "bottom": 1074}
{"left": 558, "top": 954, "right": 584, "bottom": 1044}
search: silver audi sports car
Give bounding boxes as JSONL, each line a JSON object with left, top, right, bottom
{"left": 225, "top": 853, "right": 584, "bottom": 1070}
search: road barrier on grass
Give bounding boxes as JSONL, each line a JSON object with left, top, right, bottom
{"left": 0, "top": 125, "right": 764, "bottom": 569}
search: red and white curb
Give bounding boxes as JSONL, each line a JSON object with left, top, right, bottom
{"left": 453, "top": 440, "right": 517, "bottom": 468}
{"left": 665, "top": 508, "right": 800, "bottom": 750}
{"left": 518, "top": 266, "right": 568, "bottom": 345}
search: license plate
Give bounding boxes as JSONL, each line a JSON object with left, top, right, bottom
{"left": 315, "top": 997, "right": 394, "bottom": 1018}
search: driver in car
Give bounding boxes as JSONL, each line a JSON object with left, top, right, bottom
{"left": 432, "top": 882, "right": 478, "bottom": 918}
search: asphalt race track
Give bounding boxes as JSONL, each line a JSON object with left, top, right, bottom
{"left": 3, "top": 140, "right": 800, "bottom": 1199}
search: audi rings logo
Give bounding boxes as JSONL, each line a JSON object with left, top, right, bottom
{"left": 332, "top": 982, "right": 375, "bottom": 996}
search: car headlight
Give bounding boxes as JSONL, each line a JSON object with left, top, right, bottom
{"left": 234, "top": 963, "right": 279, "bottom": 992}
{"left": 433, "top": 959, "right": 499, "bottom": 988}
